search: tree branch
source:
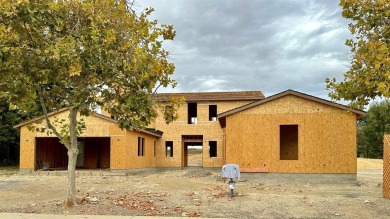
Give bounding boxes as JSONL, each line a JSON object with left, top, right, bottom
{"left": 23, "top": 21, "right": 37, "bottom": 47}
{"left": 36, "top": 87, "right": 68, "bottom": 148}
{"left": 153, "top": 83, "right": 162, "bottom": 94}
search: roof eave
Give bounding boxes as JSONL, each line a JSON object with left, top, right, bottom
{"left": 13, "top": 108, "right": 69, "bottom": 129}
{"left": 217, "top": 90, "right": 367, "bottom": 119}
{"left": 14, "top": 109, "right": 163, "bottom": 138}
{"left": 154, "top": 97, "right": 264, "bottom": 102}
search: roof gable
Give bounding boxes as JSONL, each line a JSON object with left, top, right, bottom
{"left": 218, "top": 90, "right": 367, "bottom": 119}
{"left": 153, "top": 91, "right": 264, "bottom": 102}
{"left": 14, "top": 108, "right": 162, "bottom": 138}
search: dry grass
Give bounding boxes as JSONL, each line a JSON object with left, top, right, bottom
{"left": 357, "top": 158, "right": 383, "bottom": 169}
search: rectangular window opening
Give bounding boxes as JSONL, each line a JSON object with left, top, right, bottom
{"left": 209, "top": 105, "right": 217, "bottom": 121}
{"left": 280, "top": 125, "right": 298, "bottom": 160}
{"left": 137, "top": 137, "right": 145, "bottom": 157}
{"left": 153, "top": 140, "right": 156, "bottom": 157}
{"left": 165, "top": 141, "right": 173, "bottom": 157}
{"left": 209, "top": 141, "right": 217, "bottom": 157}
{"left": 187, "top": 102, "right": 197, "bottom": 124}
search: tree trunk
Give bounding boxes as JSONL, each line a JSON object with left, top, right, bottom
{"left": 65, "top": 108, "right": 79, "bottom": 207}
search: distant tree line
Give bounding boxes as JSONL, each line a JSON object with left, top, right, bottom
{"left": 0, "top": 101, "right": 43, "bottom": 166}
{"left": 0, "top": 102, "right": 21, "bottom": 165}
{"left": 357, "top": 100, "right": 390, "bottom": 158}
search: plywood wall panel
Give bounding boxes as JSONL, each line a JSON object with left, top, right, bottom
{"left": 19, "top": 110, "right": 132, "bottom": 170}
{"left": 225, "top": 95, "right": 357, "bottom": 173}
{"left": 383, "top": 135, "right": 390, "bottom": 198}
{"left": 125, "top": 131, "right": 158, "bottom": 169}
{"left": 28, "top": 111, "right": 115, "bottom": 138}
{"left": 109, "top": 136, "right": 126, "bottom": 169}
{"left": 19, "top": 126, "right": 35, "bottom": 169}
{"left": 153, "top": 100, "right": 251, "bottom": 167}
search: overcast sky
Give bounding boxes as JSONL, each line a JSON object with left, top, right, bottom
{"left": 135, "top": 0, "right": 352, "bottom": 100}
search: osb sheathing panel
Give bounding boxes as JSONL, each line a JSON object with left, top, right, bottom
{"left": 19, "top": 110, "right": 126, "bottom": 170}
{"left": 203, "top": 140, "right": 224, "bottom": 167}
{"left": 153, "top": 100, "right": 252, "bottom": 167}
{"left": 125, "top": 131, "right": 157, "bottom": 169}
{"left": 225, "top": 95, "right": 357, "bottom": 173}
{"left": 28, "top": 110, "right": 119, "bottom": 137}
{"left": 19, "top": 126, "right": 35, "bottom": 169}
{"left": 384, "top": 135, "right": 390, "bottom": 198}
{"left": 110, "top": 135, "right": 126, "bottom": 169}
{"left": 241, "top": 95, "right": 347, "bottom": 115}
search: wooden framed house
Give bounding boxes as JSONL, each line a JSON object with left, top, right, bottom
{"left": 16, "top": 90, "right": 366, "bottom": 178}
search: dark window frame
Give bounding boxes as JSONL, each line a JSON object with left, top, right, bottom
{"left": 187, "top": 102, "right": 198, "bottom": 124}
{"left": 209, "top": 141, "right": 217, "bottom": 157}
{"left": 138, "top": 137, "right": 145, "bottom": 157}
{"left": 209, "top": 105, "right": 217, "bottom": 121}
{"left": 165, "top": 141, "right": 173, "bottom": 157}
{"left": 153, "top": 140, "right": 156, "bottom": 157}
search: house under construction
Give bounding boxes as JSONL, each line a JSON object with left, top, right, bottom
{"left": 16, "top": 90, "right": 366, "bottom": 180}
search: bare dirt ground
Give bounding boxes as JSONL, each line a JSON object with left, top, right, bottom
{"left": 0, "top": 158, "right": 389, "bottom": 219}
{"left": 187, "top": 149, "right": 203, "bottom": 167}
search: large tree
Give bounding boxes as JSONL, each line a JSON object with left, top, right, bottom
{"left": 0, "top": 0, "right": 177, "bottom": 207}
{"left": 357, "top": 100, "right": 390, "bottom": 158}
{"left": 326, "top": 0, "right": 390, "bottom": 108}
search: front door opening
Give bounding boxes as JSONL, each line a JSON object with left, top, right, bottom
{"left": 182, "top": 135, "right": 203, "bottom": 167}
{"left": 184, "top": 142, "right": 203, "bottom": 167}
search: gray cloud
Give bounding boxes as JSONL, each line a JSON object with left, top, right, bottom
{"left": 136, "top": 0, "right": 352, "bottom": 100}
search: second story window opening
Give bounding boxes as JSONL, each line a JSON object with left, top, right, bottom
{"left": 187, "top": 102, "right": 197, "bottom": 124}
{"left": 209, "top": 105, "right": 217, "bottom": 121}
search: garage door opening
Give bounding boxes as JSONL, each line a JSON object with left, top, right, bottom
{"left": 35, "top": 137, "right": 110, "bottom": 170}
